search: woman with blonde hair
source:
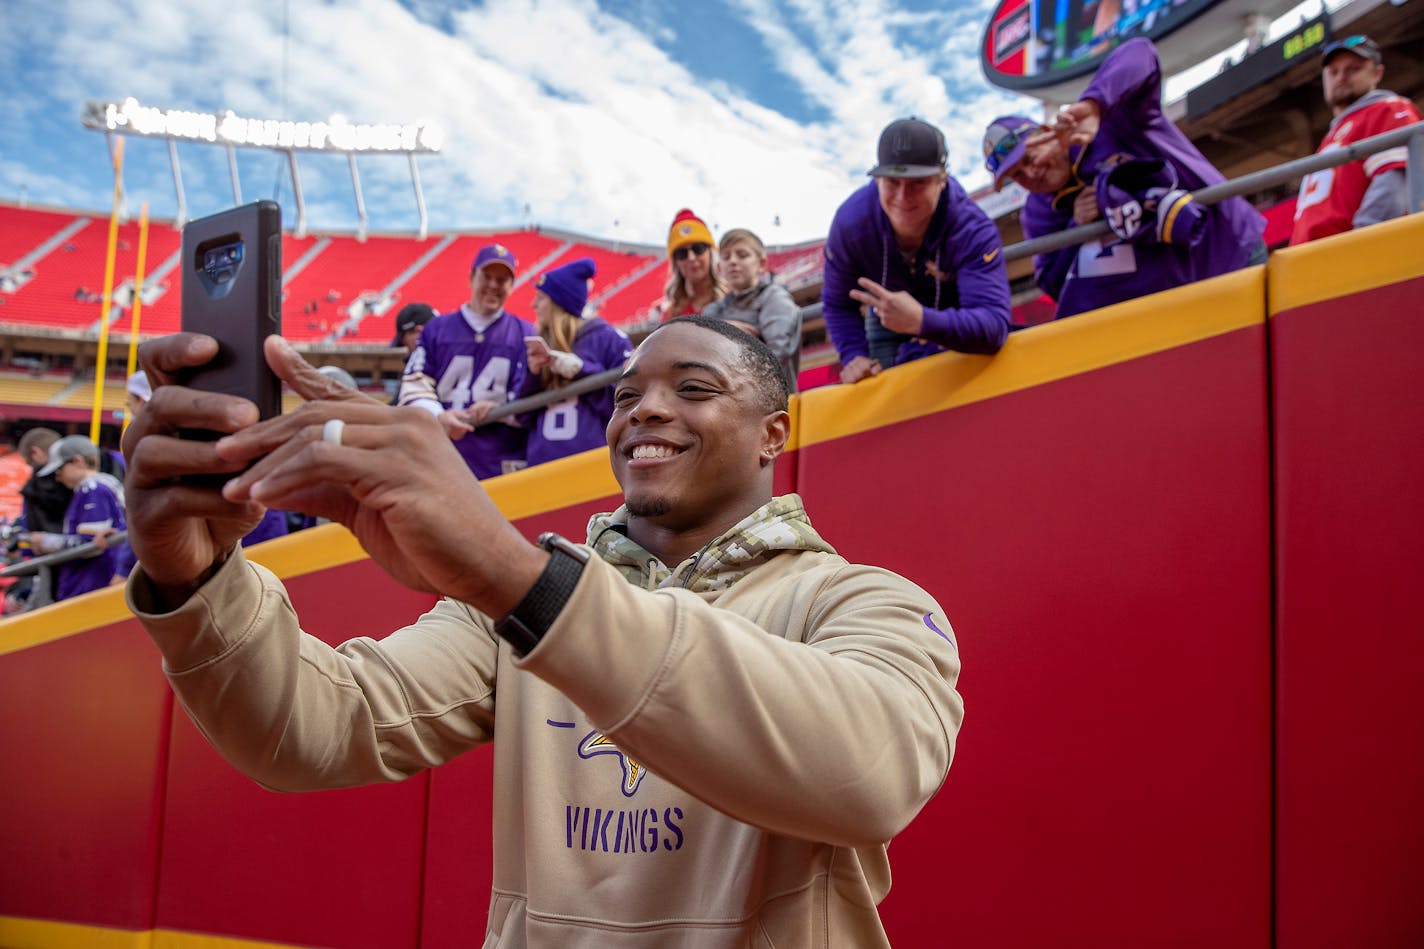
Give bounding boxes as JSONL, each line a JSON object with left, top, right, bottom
{"left": 515, "top": 257, "right": 633, "bottom": 466}
{"left": 661, "top": 208, "right": 725, "bottom": 317}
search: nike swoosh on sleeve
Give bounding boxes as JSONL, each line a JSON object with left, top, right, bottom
{"left": 982, "top": 247, "right": 1002, "bottom": 264}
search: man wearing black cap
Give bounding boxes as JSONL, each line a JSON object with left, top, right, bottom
{"left": 391, "top": 302, "right": 437, "bottom": 356}
{"left": 1291, "top": 35, "right": 1422, "bottom": 246}
{"left": 821, "top": 117, "right": 1010, "bottom": 384}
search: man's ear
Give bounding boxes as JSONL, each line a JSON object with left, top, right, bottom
{"left": 760, "top": 409, "right": 791, "bottom": 466}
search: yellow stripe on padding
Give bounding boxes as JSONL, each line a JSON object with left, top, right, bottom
{"left": 1269, "top": 213, "right": 1424, "bottom": 315}
{"left": 0, "top": 917, "right": 310, "bottom": 949}
{"left": 0, "top": 524, "right": 368, "bottom": 656}
{"left": 799, "top": 264, "right": 1265, "bottom": 446}
{"left": 0, "top": 916, "right": 150, "bottom": 948}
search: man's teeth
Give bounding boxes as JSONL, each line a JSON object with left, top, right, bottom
{"left": 632, "top": 444, "right": 678, "bottom": 459}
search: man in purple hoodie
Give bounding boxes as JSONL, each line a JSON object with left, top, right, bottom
{"left": 984, "top": 38, "right": 1266, "bottom": 320}
{"left": 822, "top": 117, "right": 1011, "bottom": 384}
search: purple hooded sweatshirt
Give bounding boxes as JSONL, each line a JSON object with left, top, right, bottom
{"left": 1023, "top": 38, "right": 1265, "bottom": 319}
{"left": 821, "top": 177, "right": 1011, "bottom": 367}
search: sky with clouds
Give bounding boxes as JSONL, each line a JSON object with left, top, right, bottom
{"left": 0, "top": 0, "right": 1320, "bottom": 246}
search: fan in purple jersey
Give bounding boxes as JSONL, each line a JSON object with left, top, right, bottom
{"left": 983, "top": 38, "right": 1265, "bottom": 320}
{"left": 513, "top": 257, "right": 633, "bottom": 466}
{"left": 25, "top": 435, "right": 127, "bottom": 601}
{"left": 397, "top": 244, "right": 533, "bottom": 479}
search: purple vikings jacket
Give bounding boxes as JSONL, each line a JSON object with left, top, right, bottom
{"left": 400, "top": 306, "right": 535, "bottom": 479}
{"left": 1025, "top": 38, "right": 1265, "bottom": 319}
{"left": 513, "top": 317, "right": 633, "bottom": 467}
{"left": 821, "top": 178, "right": 1011, "bottom": 367}
{"left": 55, "top": 473, "right": 126, "bottom": 601}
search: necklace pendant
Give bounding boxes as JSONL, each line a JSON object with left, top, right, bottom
{"left": 476, "top": 332, "right": 485, "bottom": 343}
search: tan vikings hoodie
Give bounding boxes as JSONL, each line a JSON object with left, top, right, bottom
{"left": 131, "top": 495, "right": 964, "bottom": 947}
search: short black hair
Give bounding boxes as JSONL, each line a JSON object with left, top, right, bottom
{"left": 656, "top": 315, "right": 790, "bottom": 414}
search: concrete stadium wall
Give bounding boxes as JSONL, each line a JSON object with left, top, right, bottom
{"left": 1, "top": 214, "right": 1420, "bottom": 948}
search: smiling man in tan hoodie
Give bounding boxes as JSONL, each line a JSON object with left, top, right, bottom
{"left": 124, "top": 315, "right": 963, "bottom": 948}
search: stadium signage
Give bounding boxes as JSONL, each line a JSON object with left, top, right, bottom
{"left": 81, "top": 97, "right": 443, "bottom": 153}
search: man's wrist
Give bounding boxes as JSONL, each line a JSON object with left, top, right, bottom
{"left": 143, "top": 551, "right": 232, "bottom": 614}
{"left": 493, "top": 534, "right": 590, "bottom": 656}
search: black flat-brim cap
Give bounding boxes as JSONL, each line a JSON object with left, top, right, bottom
{"left": 868, "top": 117, "right": 948, "bottom": 178}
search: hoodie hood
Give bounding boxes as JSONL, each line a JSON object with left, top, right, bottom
{"left": 586, "top": 493, "right": 836, "bottom": 593}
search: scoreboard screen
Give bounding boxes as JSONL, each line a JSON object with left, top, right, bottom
{"left": 982, "top": 0, "right": 1224, "bottom": 91}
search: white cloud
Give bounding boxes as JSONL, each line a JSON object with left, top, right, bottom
{"left": 4, "top": 0, "right": 1044, "bottom": 244}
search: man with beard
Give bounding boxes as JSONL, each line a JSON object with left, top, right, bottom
{"left": 1290, "top": 35, "right": 1422, "bottom": 245}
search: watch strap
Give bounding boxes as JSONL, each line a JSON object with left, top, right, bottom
{"left": 493, "top": 534, "right": 588, "bottom": 656}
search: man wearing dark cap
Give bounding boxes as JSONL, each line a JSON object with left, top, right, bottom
{"left": 391, "top": 302, "right": 437, "bottom": 355}
{"left": 397, "top": 245, "right": 534, "bottom": 478}
{"left": 1290, "top": 35, "right": 1422, "bottom": 246}
{"left": 983, "top": 39, "right": 1265, "bottom": 321}
{"left": 821, "top": 117, "right": 1010, "bottom": 384}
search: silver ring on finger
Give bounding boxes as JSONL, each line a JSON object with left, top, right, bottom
{"left": 322, "top": 418, "right": 346, "bottom": 447}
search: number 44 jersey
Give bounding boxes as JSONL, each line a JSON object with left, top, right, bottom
{"left": 400, "top": 306, "right": 535, "bottom": 479}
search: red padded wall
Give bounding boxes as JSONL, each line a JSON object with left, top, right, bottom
{"left": 0, "top": 621, "right": 170, "bottom": 931}
{"left": 797, "top": 327, "right": 1274, "bottom": 948}
{"left": 152, "top": 559, "right": 438, "bottom": 949}
{"left": 1271, "top": 274, "right": 1424, "bottom": 949}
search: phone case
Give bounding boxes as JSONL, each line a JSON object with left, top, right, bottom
{"left": 178, "top": 200, "right": 283, "bottom": 423}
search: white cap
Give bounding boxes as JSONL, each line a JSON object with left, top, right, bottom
{"left": 38, "top": 434, "right": 100, "bottom": 477}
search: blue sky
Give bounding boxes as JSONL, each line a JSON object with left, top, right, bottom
{"left": 0, "top": 0, "right": 1317, "bottom": 245}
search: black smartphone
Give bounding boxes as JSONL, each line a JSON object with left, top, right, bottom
{"left": 178, "top": 200, "right": 283, "bottom": 424}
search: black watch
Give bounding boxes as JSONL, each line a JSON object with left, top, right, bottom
{"left": 493, "top": 533, "right": 590, "bottom": 656}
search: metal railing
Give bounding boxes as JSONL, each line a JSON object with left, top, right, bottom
{"left": 1011, "top": 120, "right": 1424, "bottom": 260}
{"left": 1, "top": 530, "right": 129, "bottom": 612}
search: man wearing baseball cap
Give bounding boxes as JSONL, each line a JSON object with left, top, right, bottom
{"left": 397, "top": 244, "right": 533, "bottom": 479}
{"left": 821, "top": 117, "right": 1010, "bottom": 384}
{"left": 1290, "top": 35, "right": 1421, "bottom": 245}
{"left": 982, "top": 38, "right": 1264, "bottom": 320}
{"left": 390, "top": 302, "right": 437, "bottom": 354}
{"left": 26, "top": 435, "right": 128, "bottom": 602}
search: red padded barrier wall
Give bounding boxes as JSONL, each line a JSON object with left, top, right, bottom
{"left": 0, "top": 620, "right": 170, "bottom": 931}
{"left": 796, "top": 319, "right": 1273, "bottom": 947}
{"left": 1271, "top": 242, "right": 1424, "bottom": 947}
{"left": 152, "top": 558, "right": 438, "bottom": 949}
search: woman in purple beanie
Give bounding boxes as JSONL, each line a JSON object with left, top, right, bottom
{"left": 514, "top": 257, "right": 634, "bottom": 466}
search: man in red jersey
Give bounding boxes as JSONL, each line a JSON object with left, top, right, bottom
{"left": 1290, "top": 35, "right": 1422, "bottom": 245}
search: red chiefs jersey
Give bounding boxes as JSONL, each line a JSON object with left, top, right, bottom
{"left": 1290, "top": 91, "right": 1422, "bottom": 245}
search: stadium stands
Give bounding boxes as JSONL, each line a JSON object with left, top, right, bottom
{"left": 0, "top": 209, "right": 182, "bottom": 333}
{"left": 0, "top": 203, "right": 831, "bottom": 348}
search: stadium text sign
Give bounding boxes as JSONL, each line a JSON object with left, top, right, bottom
{"left": 81, "top": 97, "right": 442, "bottom": 154}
